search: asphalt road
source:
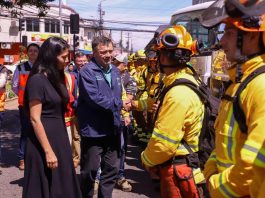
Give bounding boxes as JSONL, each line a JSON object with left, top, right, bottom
{"left": 0, "top": 99, "right": 160, "bottom": 198}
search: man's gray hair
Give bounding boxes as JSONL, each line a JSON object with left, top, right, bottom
{"left": 92, "top": 36, "right": 113, "bottom": 51}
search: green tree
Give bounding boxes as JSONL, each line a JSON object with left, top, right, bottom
{"left": 0, "top": 0, "right": 55, "bottom": 16}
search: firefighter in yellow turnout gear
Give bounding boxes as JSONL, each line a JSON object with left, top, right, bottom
{"left": 128, "top": 53, "right": 137, "bottom": 79}
{"left": 141, "top": 25, "right": 205, "bottom": 198}
{"left": 200, "top": 0, "right": 265, "bottom": 197}
{"left": 131, "top": 50, "right": 149, "bottom": 144}
{"left": 133, "top": 49, "right": 165, "bottom": 144}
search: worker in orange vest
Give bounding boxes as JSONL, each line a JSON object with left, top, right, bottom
{"left": 0, "top": 64, "right": 8, "bottom": 175}
{"left": 64, "top": 72, "right": 76, "bottom": 148}
{"left": 12, "top": 43, "right": 40, "bottom": 170}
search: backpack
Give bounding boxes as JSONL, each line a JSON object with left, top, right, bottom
{"left": 230, "top": 66, "right": 265, "bottom": 134}
{"left": 154, "top": 68, "right": 220, "bottom": 169}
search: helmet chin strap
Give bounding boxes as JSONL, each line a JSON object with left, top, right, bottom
{"left": 234, "top": 30, "right": 265, "bottom": 83}
{"left": 158, "top": 51, "right": 188, "bottom": 73}
{"left": 158, "top": 59, "right": 187, "bottom": 73}
{"left": 235, "top": 30, "right": 248, "bottom": 83}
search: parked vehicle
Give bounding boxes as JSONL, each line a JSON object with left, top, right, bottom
{"left": 170, "top": 1, "right": 229, "bottom": 97}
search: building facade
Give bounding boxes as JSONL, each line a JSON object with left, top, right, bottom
{"left": 0, "top": 4, "right": 98, "bottom": 64}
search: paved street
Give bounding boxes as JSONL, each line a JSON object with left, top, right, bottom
{"left": 0, "top": 99, "right": 159, "bottom": 198}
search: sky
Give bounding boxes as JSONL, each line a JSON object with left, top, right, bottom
{"left": 55, "top": 0, "right": 193, "bottom": 51}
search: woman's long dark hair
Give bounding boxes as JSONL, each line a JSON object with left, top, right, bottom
{"left": 29, "top": 37, "right": 69, "bottom": 108}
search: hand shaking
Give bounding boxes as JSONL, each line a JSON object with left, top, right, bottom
{"left": 123, "top": 99, "right": 132, "bottom": 111}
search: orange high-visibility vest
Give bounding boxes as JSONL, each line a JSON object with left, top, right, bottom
{"left": 18, "top": 62, "right": 31, "bottom": 106}
{"left": 0, "top": 90, "right": 6, "bottom": 112}
{"left": 64, "top": 72, "right": 75, "bottom": 126}
{"left": 0, "top": 65, "right": 7, "bottom": 111}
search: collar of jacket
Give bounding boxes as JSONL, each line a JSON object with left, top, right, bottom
{"left": 163, "top": 67, "right": 194, "bottom": 87}
{"left": 90, "top": 57, "right": 112, "bottom": 72}
{"left": 28, "top": 61, "right": 33, "bottom": 68}
{"left": 227, "top": 53, "right": 265, "bottom": 83}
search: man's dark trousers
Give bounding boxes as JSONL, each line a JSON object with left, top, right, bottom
{"left": 17, "top": 105, "right": 31, "bottom": 160}
{"left": 80, "top": 135, "right": 120, "bottom": 198}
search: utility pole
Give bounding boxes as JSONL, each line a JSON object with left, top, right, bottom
{"left": 109, "top": 29, "right": 112, "bottom": 38}
{"left": 130, "top": 36, "right": 133, "bottom": 54}
{"left": 126, "top": 32, "right": 130, "bottom": 52}
{"left": 98, "top": 0, "right": 106, "bottom": 36}
{"left": 59, "top": 0, "right": 62, "bottom": 37}
{"left": 120, "top": 31, "right": 123, "bottom": 53}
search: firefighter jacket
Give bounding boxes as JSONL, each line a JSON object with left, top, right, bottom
{"left": 64, "top": 72, "right": 76, "bottom": 127}
{"left": 121, "top": 84, "right": 130, "bottom": 120}
{"left": 0, "top": 65, "right": 7, "bottom": 112}
{"left": 133, "top": 71, "right": 164, "bottom": 112}
{"left": 129, "top": 62, "right": 137, "bottom": 79}
{"left": 141, "top": 67, "right": 205, "bottom": 184}
{"left": 135, "top": 64, "right": 148, "bottom": 101}
{"left": 203, "top": 54, "right": 265, "bottom": 198}
{"left": 256, "top": 139, "right": 265, "bottom": 198}
{"left": 146, "top": 71, "right": 164, "bottom": 112}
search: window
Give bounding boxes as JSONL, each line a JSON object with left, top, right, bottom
{"left": 64, "top": 21, "right": 69, "bottom": 34}
{"left": 87, "top": 32, "right": 94, "bottom": 40}
{"left": 44, "top": 19, "right": 60, "bottom": 33}
{"left": 26, "top": 18, "right": 40, "bottom": 32}
{"left": 172, "top": 14, "right": 210, "bottom": 47}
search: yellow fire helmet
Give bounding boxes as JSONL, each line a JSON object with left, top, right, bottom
{"left": 128, "top": 53, "right": 136, "bottom": 62}
{"left": 201, "top": 0, "right": 265, "bottom": 48}
{"left": 135, "top": 49, "right": 146, "bottom": 59}
{"left": 146, "top": 25, "right": 204, "bottom": 65}
{"left": 200, "top": 0, "right": 265, "bottom": 30}
{"left": 153, "top": 25, "right": 200, "bottom": 55}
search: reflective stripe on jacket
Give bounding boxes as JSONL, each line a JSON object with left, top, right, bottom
{"left": 141, "top": 67, "right": 205, "bottom": 184}
{"left": 136, "top": 64, "right": 148, "bottom": 99}
{"left": 0, "top": 65, "right": 7, "bottom": 111}
{"left": 64, "top": 72, "right": 75, "bottom": 126}
{"left": 203, "top": 54, "right": 265, "bottom": 198}
{"left": 17, "top": 62, "right": 31, "bottom": 106}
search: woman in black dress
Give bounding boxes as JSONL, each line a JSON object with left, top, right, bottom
{"left": 23, "top": 37, "right": 82, "bottom": 198}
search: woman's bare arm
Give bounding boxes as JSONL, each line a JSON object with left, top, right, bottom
{"left": 29, "top": 100, "right": 58, "bottom": 169}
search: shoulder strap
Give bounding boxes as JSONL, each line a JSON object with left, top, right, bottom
{"left": 23, "top": 61, "right": 31, "bottom": 71}
{"left": 153, "top": 78, "right": 208, "bottom": 128}
{"left": 161, "top": 78, "right": 208, "bottom": 105}
{"left": 18, "top": 64, "right": 22, "bottom": 71}
{"left": 153, "top": 78, "right": 209, "bottom": 155}
{"left": 18, "top": 61, "right": 31, "bottom": 72}
{"left": 233, "top": 66, "right": 265, "bottom": 134}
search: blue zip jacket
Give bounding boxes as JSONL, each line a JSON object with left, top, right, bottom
{"left": 77, "top": 58, "right": 123, "bottom": 137}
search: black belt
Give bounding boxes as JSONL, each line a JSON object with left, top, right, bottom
{"left": 161, "top": 155, "right": 188, "bottom": 167}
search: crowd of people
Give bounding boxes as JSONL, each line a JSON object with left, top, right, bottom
{"left": 0, "top": 0, "right": 265, "bottom": 198}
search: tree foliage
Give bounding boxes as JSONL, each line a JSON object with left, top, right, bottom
{"left": 0, "top": 0, "right": 55, "bottom": 16}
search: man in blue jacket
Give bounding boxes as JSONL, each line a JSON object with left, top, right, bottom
{"left": 77, "top": 36, "right": 130, "bottom": 198}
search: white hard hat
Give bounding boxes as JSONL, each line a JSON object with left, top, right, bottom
{"left": 114, "top": 53, "right": 128, "bottom": 65}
